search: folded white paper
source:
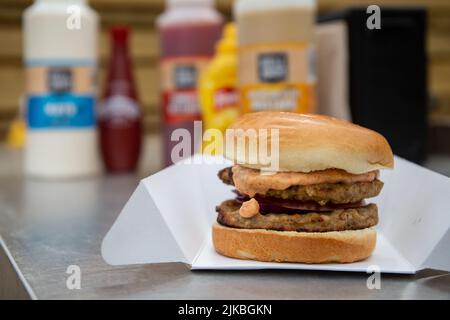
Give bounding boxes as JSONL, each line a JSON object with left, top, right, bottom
{"left": 102, "top": 155, "right": 450, "bottom": 274}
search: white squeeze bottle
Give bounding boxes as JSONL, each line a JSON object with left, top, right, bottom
{"left": 23, "top": 0, "right": 101, "bottom": 178}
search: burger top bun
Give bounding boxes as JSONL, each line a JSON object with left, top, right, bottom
{"left": 225, "top": 112, "right": 394, "bottom": 174}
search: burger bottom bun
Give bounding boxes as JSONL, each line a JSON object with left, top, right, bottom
{"left": 212, "top": 223, "right": 376, "bottom": 264}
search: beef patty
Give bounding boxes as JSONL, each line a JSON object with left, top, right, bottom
{"left": 216, "top": 199, "right": 378, "bottom": 232}
{"left": 218, "top": 167, "right": 383, "bottom": 204}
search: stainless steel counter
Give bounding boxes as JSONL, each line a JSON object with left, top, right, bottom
{"left": 1, "top": 141, "right": 450, "bottom": 300}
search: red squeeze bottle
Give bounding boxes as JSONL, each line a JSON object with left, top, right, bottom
{"left": 156, "top": 0, "right": 223, "bottom": 167}
{"left": 99, "top": 26, "right": 142, "bottom": 173}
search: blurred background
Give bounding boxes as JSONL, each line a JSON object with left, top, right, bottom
{"left": 0, "top": 0, "right": 449, "bottom": 175}
{"left": 1, "top": 0, "right": 449, "bottom": 301}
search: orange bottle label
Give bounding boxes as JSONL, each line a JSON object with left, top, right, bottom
{"left": 160, "top": 57, "right": 210, "bottom": 124}
{"left": 238, "top": 43, "right": 316, "bottom": 114}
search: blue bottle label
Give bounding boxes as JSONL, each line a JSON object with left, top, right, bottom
{"left": 27, "top": 94, "right": 95, "bottom": 129}
{"left": 25, "top": 64, "right": 96, "bottom": 129}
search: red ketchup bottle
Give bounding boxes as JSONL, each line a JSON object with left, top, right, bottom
{"left": 99, "top": 26, "right": 142, "bottom": 173}
{"left": 156, "top": 0, "right": 223, "bottom": 167}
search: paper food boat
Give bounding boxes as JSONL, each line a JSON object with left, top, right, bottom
{"left": 102, "top": 155, "right": 450, "bottom": 274}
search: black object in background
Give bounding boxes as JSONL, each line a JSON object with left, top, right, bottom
{"left": 319, "top": 7, "right": 427, "bottom": 164}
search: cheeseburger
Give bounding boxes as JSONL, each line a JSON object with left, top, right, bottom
{"left": 212, "top": 112, "right": 394, "bottom": 263}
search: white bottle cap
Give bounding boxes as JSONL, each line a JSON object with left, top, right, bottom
{"left": 167, "top": 0, "right": 214, "bottom": 8}
{"left": 235, "top": 0, "right": 315, "bottom": 15}
{"left": 36, "top": 0, "right": 86, "bottom": 3}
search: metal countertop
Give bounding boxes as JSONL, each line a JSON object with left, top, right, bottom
{"left": 1, "top": 141, "right": 449, "bottom": 300}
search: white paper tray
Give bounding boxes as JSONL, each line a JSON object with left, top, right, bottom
{"left": 102, "top": 155, "right": 450, "bottom": 274}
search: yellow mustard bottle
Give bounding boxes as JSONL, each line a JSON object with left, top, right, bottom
{"left": 199, "top": 23, "right": 239, "bottom": 155}
{"left": 6, "top": 117, "right": 26, "bottom": 149}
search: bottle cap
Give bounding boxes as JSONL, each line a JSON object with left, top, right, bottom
{"left": 110, "top": 26, "right": 129, "bottom": 43}
{"left": 167, "top": 0, "right": 214, "bottom": 8}
{"left": 36, "top": 0, "right": 87, "bottom": 4}
{"left": 217, "top": 23, "right": 237, "bottom": 53}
